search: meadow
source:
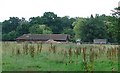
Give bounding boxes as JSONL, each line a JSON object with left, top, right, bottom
{"left": 2, "top": 42, "right": 119, "bottom": 71}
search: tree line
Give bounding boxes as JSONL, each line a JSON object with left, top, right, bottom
{"left": 1, "top": 7, "right": 120, "bottom": 43}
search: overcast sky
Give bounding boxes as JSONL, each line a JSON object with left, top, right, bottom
{"left": 0, "top": 0, "right": 119, "bottom": 22}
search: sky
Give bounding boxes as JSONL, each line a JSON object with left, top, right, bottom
{"left": 0, "top": 0, "right": 119, "bottom": 22}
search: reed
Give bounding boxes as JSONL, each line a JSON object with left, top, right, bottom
{"left": 82, "top": 48, "right": 86, "bottom": 62}
{"left": 89, "top": 48, "right": 94, "bottom": 71}
{"left": 39, "top": 42, "right": 42, "bottom": 53}
{"left": 74, "top": 47, "right": 80, "bottom": 58}
{"left": 12, "top": 48, "right": 15, "bottom": 56}
{"left": 64, "top": 50, "right": 67, "bottom": 57}
{"left": 89, "top": 48, "right": 94, "bottom": 62}
{"left": 37, "top": 42, "right": 42, "bottom": 54}
{"left": 68, "top": 46, "right": 72, "bottom": 58}
{"left": 52, "top": 45, "right": 56, "bottom": 54}
{"left": 48, "top": 43, "right": 52, "bottom": 53}
{"left": 29, "top": 45, "right": 35, "bottom": 58}
{"left": 82, "top": 47, "right": 88, "bottom": 71}
{"left": 16, "top": 48, "right": 20, "bottom": 55}
{"left": 23, "top": 43, "right": 29, "bottom": 55}
{"left": 37, "top": 43, "right": 40, "bottom": 54}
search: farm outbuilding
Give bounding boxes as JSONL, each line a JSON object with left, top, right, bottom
{"left": 16, "top": 34, "right": 69, "bottom": 43}
{"left": 93, "top": 39, "right": 107, "bottom": 44}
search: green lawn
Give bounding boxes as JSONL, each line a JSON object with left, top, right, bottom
{"left": 2, "top": 42, "right": 119, "bottom": 71}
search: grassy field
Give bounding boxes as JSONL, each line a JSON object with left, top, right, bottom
{"left": 2, "top": 42, "right": 119, "bottom": 71}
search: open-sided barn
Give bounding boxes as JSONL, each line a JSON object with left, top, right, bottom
{"left": 16, "top": 34, "right": 69, "bottom": 43}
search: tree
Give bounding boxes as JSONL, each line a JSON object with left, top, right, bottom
{"left": 41, "top": 12, "right": 57, "bottom": 26}
{"left": 111, "top": 7, "right": 120, "bottom": 44}
{"left": 0, "top": 22, "right": 2, "bottom": 40}
{"left": 73, "top": 17, "right": 86, "bottom": 39}
{"left": 39, "top": 25, "right": 52, "bottom": 34}
{"left": 2, "top": 31, "right": 18, "bottom": 41}
{"left": 81, "top": 15, "right": 107, "bottom": 42}
{"left": 2, "top": 34, "right": 9, "bottom": 41}
{"left": 8, "top": 31, "right": 18, "bottom": 40}
{"left": 62, "top": 28, "right": 75, "bottom": 42}
{"left": 111, "top": 7, "right": 120, "bottom": 17}
{"left": 73, "top": 15, "right": 107, "bottom": 43}
{"left": 41, "top": 12, "right": 62, "bottom": 33}
{"left": 102, "top": 15, "right": 118, "bottom": 43}
{"left": 2, "top": 17, "right": 21, "bottom": 34}
{"left": 61, "top": 16, "right": 71, "bottom": 28}
{"left": 29, "top": 24, "right": 52, "bottom": 34}
{"left": 29, "top": 16, "right": 43, "bottom": 25}
{"left": 60, "top": 16, "right": 76, "bottom": 33}
{"left": 16, "top": 23, "right": 30, "bottom": 36}
{"left": 43, "top": 30, "right": 52, "bottom": 34}
{"left": 29, "top": 24, "right": 42, "bottom": 34}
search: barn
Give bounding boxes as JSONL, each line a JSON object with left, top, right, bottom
{"left": 16, "top": 34, "right": 69, "bottom": 43}
{"left": 93, "top": 39, "right": 107, "bottom": 44}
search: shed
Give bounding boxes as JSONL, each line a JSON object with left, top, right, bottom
{"left": 93, "top": 39, "right": 107, "bottom": 44}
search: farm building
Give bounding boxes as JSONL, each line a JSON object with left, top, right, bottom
{"left": 93, "top": 39, "right": 107, "bottom": 44}
{"left": 16, "top": 34, "right": 69, "bottom": 43}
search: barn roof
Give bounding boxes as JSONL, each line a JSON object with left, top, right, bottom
{"left": 16, "top": 34, "right": 69, "bottom": 41}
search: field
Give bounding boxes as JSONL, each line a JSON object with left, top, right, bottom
{"left": 2, "top": 42, "right": 119, "bottom": 71}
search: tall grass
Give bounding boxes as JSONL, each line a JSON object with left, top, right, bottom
{"left": 2, "top": 42, "right": 119, "bottom": 71}
{"left": 29, "top": 45, "right": 35, "bottom": 58}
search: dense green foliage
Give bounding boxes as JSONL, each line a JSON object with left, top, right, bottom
{"left": 113, "top": 7, "right": 120, "bottom": 44}
{"left": 1, "top": 10, "right": 119, "bottom": 43}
